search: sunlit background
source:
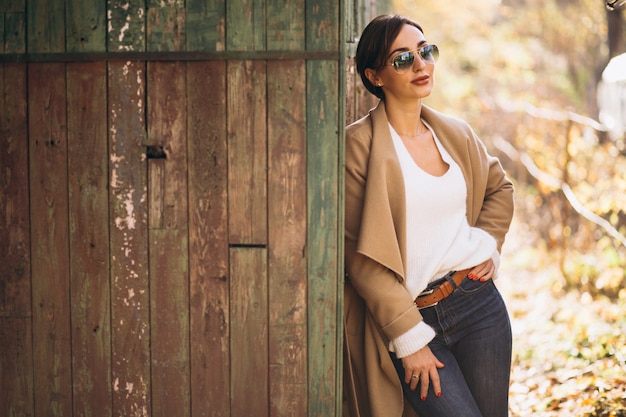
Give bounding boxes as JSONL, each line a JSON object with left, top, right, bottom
{"left": 370, "top": 0, "right": 626, "bottom": 415}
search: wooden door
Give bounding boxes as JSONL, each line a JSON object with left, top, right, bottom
{"left": 0, "top": 0, "right": 346, "bottom": 416}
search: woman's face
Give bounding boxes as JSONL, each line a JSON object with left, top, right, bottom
{"left": 368, "top": 24, "right": 436, "bottom": 102}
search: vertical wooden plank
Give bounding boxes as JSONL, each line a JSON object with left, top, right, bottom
{"left": 146, "top": 0, "right": 185, "bottom": 52}
{"left": 108, "top": 60, "right": 151, "bottom": 417}
{"left": 147, "top": 60, "right": 189, "bottom": 417}
{"left": 149, "top": 229, "right": 190, "bottom": 417}
{"left": 29, "top": 63, "right": 72, "bottom": 417}
{"left": 0, "top": 318, "right": 34, "bottom": 416}
{"left": 0, "top": 63, "right": 29, "bottom": 317}
{"left": 107, "top": 0, "right": 146, "bottom": 52}
{"left": 66, "top": 0, "right": 106, "bottom": 52}
{"left": 306, "top": 0, "right": 338, "bottom": 51}
{"left": 186, "top": 0, "right": 225, "bottom": 51}
{"left": 0, "top": 0, "right": 24, "bottom": 12}
{"left": 306, "top": 59, "right": 341, "bottom": 417}
{"left": 267, "top": 60, "right": 307, "bottom": 417}
{"left": 67, "top": 62, "right": 112, "bottom": 417}
{"left": 187, "top": 61, "right": 230, "bottom": 417}
{"left": 230, "top": 247, "right": 269, "bottom": 417}
{"left": 227, "top": 60, "right": 267, "bottom": 244}
{"left": 4, "top": 12, "right": 26, "bottom": 53}
{"left": 147, "top": 61, "right": 187, "bottom": 229}
{"left": 267, "top": 0, "right": 304, "bottom": 51}
{"left": 226, "top": 0, "right": 266, "bottom": 50}
{"left": 27, "top": 0, "right": 65, "bottom": 53}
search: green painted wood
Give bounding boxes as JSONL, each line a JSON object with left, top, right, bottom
{"left": 306, "top": 0, "right": 338, "bottom": 51}
{"left": 66, "top": 0, "right": 105, "bottom": 52}
{"left": 4, "top": 12, "right": 26, "bottom": 53}
{"left": 0, "top": 318, "right": 34, "bottom": 416}
{"left": 230, "top": 247, "right": 269, "bottom": 417}
{"left": 186, "top": 0, "right": 225, "bottom": 51}
{"left": 226, "top": 0, "right": 265, "bottom": 51}
{"left": 146, "top": 0, "right": 185, "bottom": 52}
{"left": 306, "top": 59, "right": 340, "bottom": 417}
{"left": 107, "top": 0, "right": 146, "bottom": 52}
{"left": 227, "top": 60, "right": 268, "bottom": 245}
{"left": 0, "top": 63, "right": 29, "bottom": 317}
{"left": 149, "top": 228, "right": 190, "bottom": 417}
{"left": 267, "top": 0, "right": 304, "bottom": 51}
{"left": 187, "top": 61, "right": 230, "bottom": 417}
{"left": 267, "top": 60, "right": 307, "bottom": 415}
{"left": 67, "top": 62, "right": 112, "bottom": 417}
{"left": 0, "top": 0, "right": 24, "bottom": 12}
{"left": 29, "top": 63, "right": 72, "bottom": 417}
{"left": 108, "top": 60, "right": 151, "bottom": 417}
{"left": 27, "top": 0, "right": 65, "bottom": 53}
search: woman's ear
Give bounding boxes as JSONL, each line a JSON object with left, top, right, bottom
{"left": 364, "top": 68, "right": 382, "bottom": 87}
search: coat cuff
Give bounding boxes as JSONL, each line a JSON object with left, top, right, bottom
{"left": 391, "top": 321, "right": 436, "bottom": 358}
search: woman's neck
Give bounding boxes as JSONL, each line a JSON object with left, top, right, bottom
{"left": 384, "top": 98, "right": 425, "bottom": 138}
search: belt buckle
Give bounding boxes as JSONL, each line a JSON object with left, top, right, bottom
{"left": 418, "top": 288, "right": 435, "bottom": 296}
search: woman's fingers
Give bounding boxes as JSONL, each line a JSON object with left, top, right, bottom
{"left": 403, "top": 348, "right": 445, "bottom": 399}
{"left": 468, "top": 259, "right": 495, "bottom": 281}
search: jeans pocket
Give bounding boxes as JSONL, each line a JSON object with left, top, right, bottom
{"left": 457, "top": 277, "right": 492, "bottom": 295}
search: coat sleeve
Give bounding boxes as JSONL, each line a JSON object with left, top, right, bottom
{"left": 468, "top": 130, "right": 514, "bottom": 252}
{"left": 344, "top": 124, "right": 423, "bottom": 342}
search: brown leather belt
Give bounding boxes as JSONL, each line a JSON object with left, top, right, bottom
{"left": 414, "top": 268, "right": 471, "bottom": 309}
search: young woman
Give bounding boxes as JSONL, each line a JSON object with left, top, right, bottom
{"left": 343, "top": 14, "right": 514, "bottom": 417}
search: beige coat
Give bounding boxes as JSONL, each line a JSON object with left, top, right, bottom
{"left": 343, "top": 101, "right": 514, "bottom": 417}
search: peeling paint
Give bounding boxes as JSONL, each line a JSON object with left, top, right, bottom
{"left": 114, "top": 190, "right": 137, "bottom": 230}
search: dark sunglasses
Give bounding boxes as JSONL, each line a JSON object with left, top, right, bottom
{"left": 387, "top": 44, "right": 439, "bottom": 74}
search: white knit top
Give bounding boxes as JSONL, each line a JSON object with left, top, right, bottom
{"left": 388, "top": 122, "right": 499, "bottom": 357}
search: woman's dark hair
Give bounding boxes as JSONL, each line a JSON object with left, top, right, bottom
{"left": 355, "top": 15, "right": 424, "bottom": 99}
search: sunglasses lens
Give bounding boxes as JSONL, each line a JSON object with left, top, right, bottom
{"left": 393, "top": 52, "right": 415, "bottom": 72}
{"left": 420, "top": 45, "right": 439, "bottom": 63}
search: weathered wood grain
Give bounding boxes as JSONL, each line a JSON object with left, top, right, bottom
{"left": 149, "top": 228, "right": 190, "bottom": 417}
{"left": 230, "top": 247, "right": 269, "bottom": 417}
{"left": 146, "top": 0, "right": 185, "bottom": 52}
{"left": 186, "top": 0, "right": 225, "bottom": 51}
{"left": 108, "top": 60, "right": 151, "bottom": 417}
{"left": 227, "top": 60, "right": 268, "bottom": 245}
{"left": 187, "top": 60, "right": 230, "bottom": 417}
{"left": 306, "top": 0, "right": 338, "bottom": 51}
{"left": 147, "top": 61, "right": 188, "bottom": 230}
{"left": 0, "top": 0, "right": 24, "bottom": 12}
{"left": 29, "top": 62, "right": 72, "bottom": 417}
{"left": 0, "top": 318, "right": 34, "bottom": 416}
{"left": 107, "top": 0, "right": 146, "bottom": 52}
{"left": 27, "top": 0, "right": 65, "bottom": 53}
{"left": 3, "top": 12, "right": 26, "bottom": 53}
{"left": 226, "top": 0, "right": 265, "bottom": 51}
{"left": 0, "top": 63, "right": 29, "bottom": 317}
{"left": 66, "top": 0, "right": 106, "bottom": 52}
{"left": 67, "top": 61, "right": 112, "bottom": 417}
{"left": 306, "top": 59, "right": 340, "bottom": 417}
{"left": 267, "top": 0, "right": 305, "bottom": 51}
{"left": 267, "top": 59, "right": 307, "bottom": 416}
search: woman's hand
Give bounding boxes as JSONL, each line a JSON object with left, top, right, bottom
{"left": 401, "top": 346, "right": 445, "bottom": 399}
{"left": 468, "top": 258, "right": 495, "bottom": 281}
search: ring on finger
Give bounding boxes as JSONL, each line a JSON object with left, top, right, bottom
{"left": 411, "top": 374, "right": 418, "bottom": 379}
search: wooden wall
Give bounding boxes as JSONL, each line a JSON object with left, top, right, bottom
{"left": 0, "top": 1, "right": 347, "bottom": 416}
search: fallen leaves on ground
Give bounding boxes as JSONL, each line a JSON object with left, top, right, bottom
{"left": 499, "top": 219, "right": 626, "bottom": 417}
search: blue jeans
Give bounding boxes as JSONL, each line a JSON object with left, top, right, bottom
{"left": 390, "top": 275, "right": 512, "bottom": 417}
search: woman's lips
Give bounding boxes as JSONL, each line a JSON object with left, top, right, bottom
{"left": 412, "top": 75, "right": 430, "bottom": 85}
